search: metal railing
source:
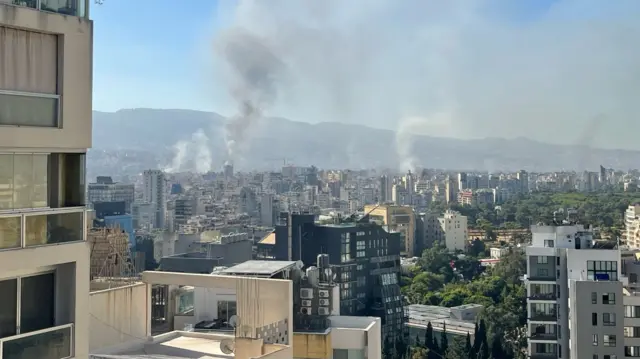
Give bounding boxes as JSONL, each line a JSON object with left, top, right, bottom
{"left": 528, "top": 292, "right": 557, "bottom": 300}
{"left": 0, "top": 323, "right": 73, "bottom": 359}
{"left": 529, "top": 312, "right": 557, "bottom": 322}
{"left": 0, "top": 207, "right": 86, "bottom": 251}
{"left": 527, "top": 274, "right": 557, "bottom": 281}
{"left": 529, "top": 332, "right": 558, "bottom": 341}
{"left": 1, "top": 0, "right": 88, "bottom": 18}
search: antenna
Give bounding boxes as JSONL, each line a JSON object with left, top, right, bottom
{"left": 220, "top": 339, "right": 235, "bottom": 355}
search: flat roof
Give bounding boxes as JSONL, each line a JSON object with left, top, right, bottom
{"left": 220, "top": 260, "right": 297, "bottom": 277}
{"left": 94, "top": 332, "right": 234, "bottom": 359}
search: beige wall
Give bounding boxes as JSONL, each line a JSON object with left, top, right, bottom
{"left": 0, "top": 4, "right": 93, "bottom": 152}
{"left": 0, "top": 241, "right": 91, "bottom": 358}
{"left": 89, "top": 283, "right": 150, "bottom": 352}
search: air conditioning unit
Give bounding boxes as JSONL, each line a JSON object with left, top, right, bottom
{"left": 300, "top": 288, "right": 313, "bottom": 299}
{"left": 301, "top": 300, "right": 312, "bottom": 307}
{"left": 318, "top": 290, "right": 329, "bottom": 298}
{"left": 318, "top": 307, "right": 330, "bottom": 315}
{"left": 300, "top": 307, "right": 312, "bottom": 315}
{"left": 319, "top": 299, "right": 330, "bottom": 306}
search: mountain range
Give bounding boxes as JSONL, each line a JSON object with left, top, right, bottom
{"left": 90, "top": 109, "right": 640, "bottom": 175}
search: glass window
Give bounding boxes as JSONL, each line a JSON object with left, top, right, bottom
{"left": 13, "top": 154, "right": 33, "bottom": 209}
{"left": 0, "top": 279, "right": 17, "bottom": 338}
{"left": 32, "top": 155, "right": 48, "bottom": 208}
{"left": 0, "top": 93, "right": 58, "bottom": 128}
{"left": 0, "top": 155, "right": 13, "bottom": 209}
{"left": 21, "top": 272, "right": 55, "bottom": 333}
{"left": 0, "top": 216, "right": 21, "bottom": 250}
{"left": 40, "top": 0, "right": 81, "bottom": 17}
{"left": 603, "top": 335, "right": 616, "bottom": 347}
{"left": 217, "top": 301, "right": 237, "bottom": 324}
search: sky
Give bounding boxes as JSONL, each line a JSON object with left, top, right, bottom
{"left": 92, "top": 0, "right": 640, "bottom": 150}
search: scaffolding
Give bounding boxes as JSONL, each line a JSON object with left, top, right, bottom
{"left": 89, "top": 226, "right": 138, "bottom": 289}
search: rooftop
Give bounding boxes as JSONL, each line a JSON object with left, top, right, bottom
{"left": 220, "top": 260, "right": 297, "bottom": 277}
{"left": 92, "top": 331, "right": 235, "bottom": 359}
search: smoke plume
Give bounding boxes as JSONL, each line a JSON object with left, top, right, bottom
{"left": 214, "top": 28, "right": 287, "bottom": 162}
{"left": 164, "top": 129, "right": 213, "bottom": 173}
{"left": 212, "top": 0, "right": 640, "bottom": 162}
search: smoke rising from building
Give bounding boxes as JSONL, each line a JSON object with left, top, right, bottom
{"left": 209, "top": 0, "right": 640, "bottom": 164}
{"left": 214, "top": 28, "right": 287, "bottom": 162}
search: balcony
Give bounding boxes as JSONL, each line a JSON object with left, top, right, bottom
{"left": 530, "top": 354, "right": 557, "bottom": 359}
{"left": 0, "top": 0, "right": 88, "bottom": 18}
{"left": 529, "top": 312, "right": 557, "bottom": 322}
{"left": 528, "top": 293, "right": 557, "bottom": 301}
{"left": 527, "top": 274, "right": 556, "bottom": 282}
{"left": 0, "top": 323, "right": 73, "bottom": 359}
{"left": 0, "top": 207, "right": 86, "bottom": 250}
{"left": 529, "top": 332, "right": 558, "bottom": 341}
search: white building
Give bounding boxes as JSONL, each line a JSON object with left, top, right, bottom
{"left": 526, "top": 224, "right": 624, "bottom": 359}
{"left": 143, "top": 169, "right": 167, "bottom": 229}
{"left": 88, "top": 177, "right": 135, "bottom": 212}
{"left": 439, "top": 210, "right": 468, "bottom": 251}
{"left": 0, "top": 1, "right": 93, "bottom": 357}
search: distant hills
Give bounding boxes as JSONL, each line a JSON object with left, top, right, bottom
{"left": 90, "top": 109, "right": 640, "bottom": 174}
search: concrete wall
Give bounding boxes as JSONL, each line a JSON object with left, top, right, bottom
{"left": 293, "top": 332, "right": 332, "bottom": 359}
{"left": 330, "top": 316, "right": 382, "bottom": 359}
{"left": 0, "top": 4, "right": 93, "bottom": 152}
{"left": 0, "top": 240, "right": 90, "bottom": 358}
{"left": 89, "top": 283, "right": 149, "bottom": 352}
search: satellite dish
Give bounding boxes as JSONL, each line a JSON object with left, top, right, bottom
{"left": 295, "top": 260, "right": 304, "bottom": 270}
{"left": 220, "top": 339, "right": 235, "bottom": 354}
{"left": 228, "top": 315, "right": 238, "bottom": 328}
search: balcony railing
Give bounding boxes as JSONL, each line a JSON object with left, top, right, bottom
{"left": 527, "top": 275, "right": 557, "bottom": 281}
{"left": 0, "top": 323, "right": 73, "bottom": 359}
{"left": 529, "top": 332, "right": 558, "bottom": 341}
{"left": 0, "top": 0, "right": 88, "bottom": 18}
{"left": 529, "top": 312, "right": 557, "bottom": 322}
{"left": 528, "top": 292, "right": 557, "bottom": 300}
{"left": 0, "top": 207, "right": 86, "bottom": 251}
{"left": 530, "top": 353, "right": 557, "bottom": 359}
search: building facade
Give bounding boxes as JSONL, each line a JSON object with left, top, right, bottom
{"left": 0, "top": 1, "right": 93, "bottom": 357}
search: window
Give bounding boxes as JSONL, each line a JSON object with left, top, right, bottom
{"left": 588, "top": 261, "right": 618, "bottom": 281}
{"left": 537, "top": 268, "right": 549, "bottom": 277}
{"left": 592, "top": 312, "right": 598, "bottom": 326}
{"left": 537, "top": 256, "right": 548, "bottom": 264}
{"left": 21, "top": 272, "right": 55, "bottom": 333}
{"left": 0, "top": 279, "right": 17, "bottom": 338}
{"left": 0, "top": 92, "right": 59, "bottom": 128}
{"left": 0, "top": 154, "right": 49, "bottom": 210}
{"left": 217, "top": 301, "right": 237, "bottom": 323}
{"left": 592, "top": 292, "right": 597, "bottom": 304}
{"left": 603, "top": 313, "right": 616, "bottom": 326}
{"left": 593, "top": 355, "right": 597, "bottom": 359}
{"left": 603, "top": 335, "right": 616, "bottom": 347}
{"left": 604, "top": 355, "right": 617, "bottom": 359}
{"left": 626, "top": 305, "right": 640, "bottom": 318}
{"left": 625, "top": 327, "right": 640, "bottom": 338}
{"left": 626, "top": 346, "right": 640, "bottom": 357}
{"left": 603, "top": 293, "right": 616, "bottom": 304}
{"left": 593, "top": 334, "right": 598, "bottom": 346}
{"left": 544, "top": 240, "right": 554, "bottom": 247}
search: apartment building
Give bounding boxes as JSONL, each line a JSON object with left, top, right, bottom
{"left": 0, "top": 1, "right": 93, "bottom": 358}
{"left": 143, "top": 169, "right": 167, "bottom": 229}
{"left": 88, "top": 176, "right": 135, "bottom": 213}
{"left": 439, "top": 210, "right": 468, "bottom": 251}
{"left": 526, "top": 224, "right": 624, "bottom": 359}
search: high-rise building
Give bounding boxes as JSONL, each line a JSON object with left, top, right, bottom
{"left": 526, "top": 223, "right": 623, "bottom": 359}
{"left": 88, "top": 176, "right": 135, "bottom": 212}
{"left": 0, "top": 1, "right": 93, "bottom": 357}
{"left": 143, "top": 170, "right": 167, "bottom": 229}
{"left": 517, "top": 170, "right": 529, "bottom": 193}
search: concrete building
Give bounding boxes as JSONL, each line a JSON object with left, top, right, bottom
{"left": 365, "top": 204, "right": 417, "bottom": 256}
{"left": 526, "top": 223, "right": 623, "bottom": 359}
{"left": 88, "top": 176, "right": 135, "bottom": 213}
{"left": 143, "top": 170, "right": 167, "bottom": 229}
{"left": 89, "top": 271, "right": 293, "bottom": 359}
{"left": 406, "top": 304, "right": 479, "bottom": 346}
{"left": 0, "top": 1, "right": 93, "bottom": 357}
{"left": 439, "top": 210, "right": 468, "bottom": 251}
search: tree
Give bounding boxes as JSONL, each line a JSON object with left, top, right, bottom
{"left": 478, "top": 320, "right": 490, "bottom": 359}
{"left": 445, "top": 335, "right": 469, "bottom": 359}
{"left": 411, "top": 347, "right": 428, "bottom": 359}
{"left": 424, "top": 322, "right": 434, "bottom": 350}
{"left": 490, "top": 334, "right": 505, "bottom": 359}
{"left": 465, "top": 333, "right": 472, "bottom": 358}
{"left": 440, "top": 323, "right": 449, "bottom": 356}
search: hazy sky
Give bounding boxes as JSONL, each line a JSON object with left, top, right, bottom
{"left": 92, "top": 0, "right": 640, "bottom": 150}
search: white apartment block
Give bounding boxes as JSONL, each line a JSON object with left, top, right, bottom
{"left": 143, "top": 169, "right": 167, "bottom": 229}
{"left": 0, "top": 1, "right": 93, "bottom": 358}
{"left": 625, "top": 204, "right": 640, "bottom": 249}
{"left": 439, "top": 210, "right": 468, "bottom": 251}
{"left": 526, "top": 224, "right": 624, "bottom": 359}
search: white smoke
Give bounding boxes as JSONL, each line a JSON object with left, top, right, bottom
{"left": 164, "top": 129, "right": 213, "bottom": 173}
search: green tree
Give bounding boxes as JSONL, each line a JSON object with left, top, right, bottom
{"left": 440, "top": 323, "right": 449, "bottom": 356}
{"left": 424, "top": 322, "right": 434, "bottom": 350}
{"left": 490, "top": 334, "right": 505, "bottom": 359}
{"left": 445, "top": 335, "right": 469, "bottom": 359}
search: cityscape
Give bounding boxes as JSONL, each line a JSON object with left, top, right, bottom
{"left": 1, "top": 1, "right": 640, "bottom": 359}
